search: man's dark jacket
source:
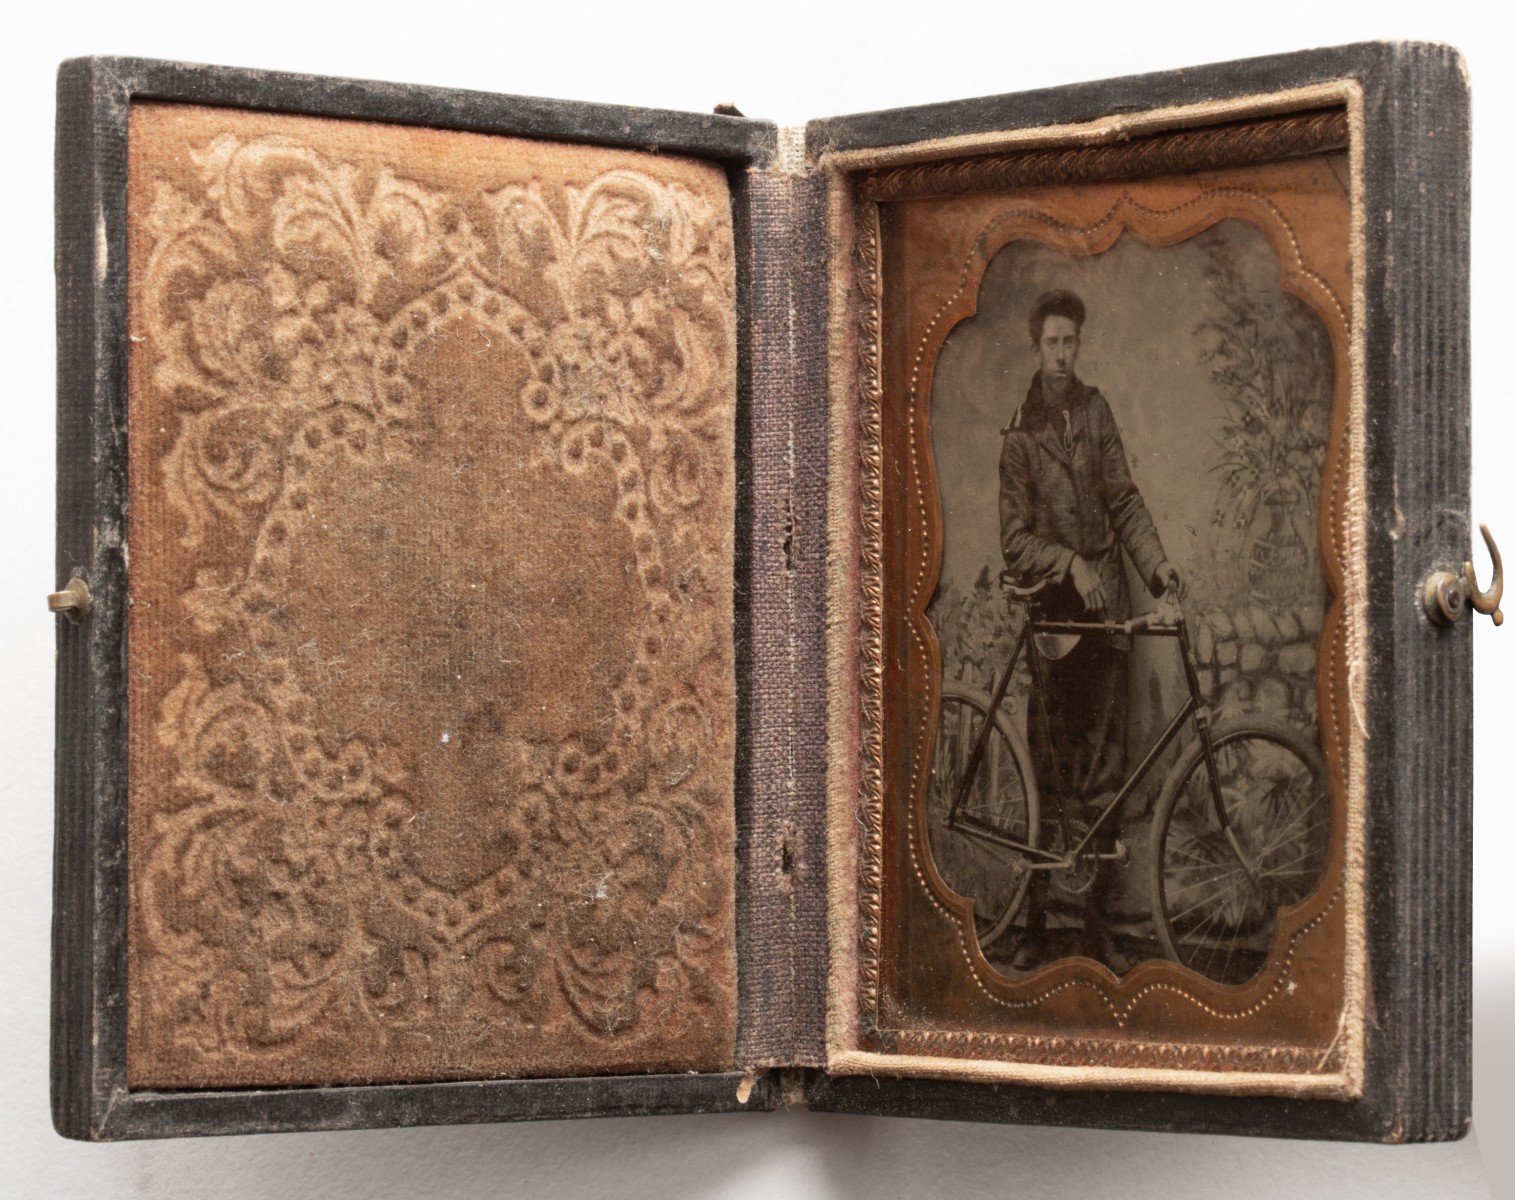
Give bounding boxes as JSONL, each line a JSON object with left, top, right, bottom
{"left": 999, "top": 372, "right": 1168, "bottom": 630}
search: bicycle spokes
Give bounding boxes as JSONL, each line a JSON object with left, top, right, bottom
{"left": 1155, "top": 723, "right": 1329, "bottom": 985}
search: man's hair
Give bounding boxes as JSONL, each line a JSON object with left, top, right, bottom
{"left": 1028, "top": 289, "right": 1087, "bottom": 344}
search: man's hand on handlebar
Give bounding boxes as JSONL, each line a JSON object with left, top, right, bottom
{"left": 1154, "top": 563, "right": 1184, "bottom": 625}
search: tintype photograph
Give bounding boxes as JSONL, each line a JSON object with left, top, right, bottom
{"left": 858, "top": 108, "right": 1364, "bottom": 1088}
{"left": 926, "top": 229, "right": 1332, "bottom": 985}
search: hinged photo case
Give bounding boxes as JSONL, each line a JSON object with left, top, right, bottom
{"left": 52, "top": 42, "right": 1472, "bottom": 1143}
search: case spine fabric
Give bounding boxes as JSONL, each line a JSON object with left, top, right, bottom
{"left": 736, "top": 162, "right": 831, "bottom": 1071}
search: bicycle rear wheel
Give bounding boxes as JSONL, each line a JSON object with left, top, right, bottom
{"left": 1151, "top": 716, "right": 1329, "bottom": 985}
{"left": 925, "top": 683, "right": 1039, "bottom": 951}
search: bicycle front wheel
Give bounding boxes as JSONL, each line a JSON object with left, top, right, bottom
{"left": 1151, "top": 716, "right": 1329, "bottom": 985}
{"left": 925, "top": 683, "right": 1039, "bottom": 951}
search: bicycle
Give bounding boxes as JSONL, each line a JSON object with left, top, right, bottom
{"left": 925, "top": 574, "right": 1331, "bottom": 985}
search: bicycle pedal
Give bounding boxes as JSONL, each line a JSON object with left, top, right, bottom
{"left": 1108, "top": 839, "right": 1129, "bottom": 866}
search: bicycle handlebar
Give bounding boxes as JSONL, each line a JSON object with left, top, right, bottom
{"left": 1023, "top": 595, "right": 1185, "bottom": 635}
{"left": 1125, "top": 610, "right": 1172, "bottom": 634}
{"left": 999, "top": 570, "right": 1185, "bottom": 633}
{"left": 1032, "top": 614, "right": 1177, "bottom": 635}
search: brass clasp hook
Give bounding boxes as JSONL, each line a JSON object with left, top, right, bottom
{"left": 1423, "top": 525, "right": 1503, "bottom": 628}
{"left": 1466, "top": 523, "right": 1504, "bottom": 627}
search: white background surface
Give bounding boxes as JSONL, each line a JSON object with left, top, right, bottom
{"left": 4, "top": 3, "right": 1509, "bottom": 1197}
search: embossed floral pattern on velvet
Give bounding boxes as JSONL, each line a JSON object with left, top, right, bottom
{"left": 126, "top": 105, "right": 737, "bottom": 1087}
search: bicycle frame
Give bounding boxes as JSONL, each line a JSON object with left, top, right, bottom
{"left": 944, "top": 603, "right": 1236, "bottom": 869}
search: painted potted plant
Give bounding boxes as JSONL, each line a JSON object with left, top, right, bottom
{"left": 1196, "top": 224, "right": 1333, "bottom": 609}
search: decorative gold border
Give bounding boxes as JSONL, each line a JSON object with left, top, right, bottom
{"left": 899, "top": 188, "right": 1349, "bottom": 1034}
{"left": 886, "top": 1031, "right": 1342, "bottom": 1075}
{"left": 828, "top": 82, "right": 1368, "bottom": 1098}
{"left": 853, "top": 197, "right": 886, "bottom": 1024}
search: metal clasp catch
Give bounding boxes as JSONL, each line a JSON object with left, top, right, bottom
{"left": 1423, "top": 525, "right": 1503, "bottom": 628}
{"left": 47, "top": 576, "right": 91, "bottom": 623}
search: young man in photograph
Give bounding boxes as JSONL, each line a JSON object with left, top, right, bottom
{"left": 999, "top": 289, "right": 1182, "bottom": 967}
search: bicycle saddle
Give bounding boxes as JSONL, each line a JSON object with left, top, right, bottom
{"left": 1000, "top": 570, "right": 1083, "bottom": 658}
{"left": 998, "top": 569, "right": 1051, "bottom": 600}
